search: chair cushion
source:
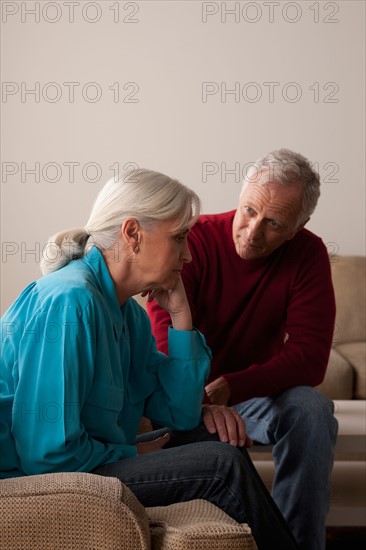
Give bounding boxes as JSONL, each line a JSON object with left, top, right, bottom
{"left": 147, "top": 499, "right": 257, "bottom": 550}
{"left": 0, "top": 472, "right": 150, "bottom": 550}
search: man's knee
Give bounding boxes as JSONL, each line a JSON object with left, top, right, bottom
{"left": 274, "top": 386, "right": 338, "bottom": 440}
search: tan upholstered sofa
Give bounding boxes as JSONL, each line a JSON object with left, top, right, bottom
{"left": 1, "top": 256, "right": 364, "bottom": 547}
{"left": 0, "top": 472, "right": 257, "bottom": 549}
{"left": 317, "top": 255, "right": 365, "bottom": 402}
{"left": 311, "top": 255, "right": 365, "bottom": 527}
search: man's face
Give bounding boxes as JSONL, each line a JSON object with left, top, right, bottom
{"left": 232, "top": 171, "right": 305, "bottom": 260}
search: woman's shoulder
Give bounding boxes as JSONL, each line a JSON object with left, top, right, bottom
{"left": 33, "top": 260, "right": 101, "bottom": 315}
{"left": 1, "top": 271, "right": 94, "bottom": 331}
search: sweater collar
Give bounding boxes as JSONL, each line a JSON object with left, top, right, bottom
{"left": 82, "top": 246, "right": 123, "bottom": 338}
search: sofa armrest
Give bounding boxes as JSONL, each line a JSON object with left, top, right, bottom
{"left": 315, "top": 348, "right": 354, "bottom": 399}
{"left": 335, "top": 342, "right": 366, "bottom": 399}
{"left": 147, "top": 499, "right": 257, "bottom": 550}
{"left": 0, "top": 472, "right": 150, "bottom": 550}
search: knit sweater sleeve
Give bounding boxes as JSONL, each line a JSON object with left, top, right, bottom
{"left": 224, "top": 238, "right": 336, "bottom": 403}
{"left": 148, "top": 216, "right": 336, "bottom": 405}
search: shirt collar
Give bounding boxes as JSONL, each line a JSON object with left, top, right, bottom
{"left": 82, "top": 246, "right": 123, "bottom": 338}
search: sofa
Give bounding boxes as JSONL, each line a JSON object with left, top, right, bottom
{"left": 1, "top": 256, "right": 364, "bottom": 548}
{"left": 312, "top": 255, "right": 365, "bottom": 528}
{"left": 317, "top": 255, "right": 365, "bottom": 402}
{"left": 0, "top": 473, "right": 257, "bottom": 549}
{"left": 249, "top": 255, "right": 366, "bottom": 528}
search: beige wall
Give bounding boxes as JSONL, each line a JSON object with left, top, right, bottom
{"left": 1, "top": 0, "right": 365, "bottom": 313}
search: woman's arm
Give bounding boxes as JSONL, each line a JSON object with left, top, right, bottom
{"left": 12, "top": 301, "right": 136, "bottom": 475}
{"left": 136, "top": 277, "right": 211, "bottom": 431}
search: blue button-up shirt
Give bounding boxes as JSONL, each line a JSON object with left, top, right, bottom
{"left": 0, "top": 247, "right": 211, "bottom": 478}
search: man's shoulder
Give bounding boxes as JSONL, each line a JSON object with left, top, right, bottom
{"left": 187, "top": 211, "right": 236, "bottom": 257}
{"left": 190, "top": 211, "right": 235, "bottom": 239}
{"left": 195, "top": 210, "right": 235, "bottom": 227}
{"left": 283, "top": 228, "right": 330, "bottom": 269}
{"left": 291, "top": 227, "right": 327, "bottom": 251}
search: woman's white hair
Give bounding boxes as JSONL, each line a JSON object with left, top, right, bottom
{"left": 40, "top": 168, "right": 200, "bottom": 275}
{"left": 242, "top": 148, "right": 321, "bottom": 227}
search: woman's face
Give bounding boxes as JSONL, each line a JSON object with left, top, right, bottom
{"left": 137, "top": 219, "right": 192, "bottom": 291}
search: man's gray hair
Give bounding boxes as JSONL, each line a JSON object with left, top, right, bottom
{"left": 243, "top": 148, "right": 321, "bottom": 226}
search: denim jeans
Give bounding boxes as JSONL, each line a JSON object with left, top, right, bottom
{"left": 234, "top": 386, "right": 338, "bottom": 550}
{"left": 93, "top": 423, "right": 298, "bottom": 550}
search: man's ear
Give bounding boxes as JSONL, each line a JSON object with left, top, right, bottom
{"left": 120, "top": 218, "right": 141, "bottom": 247}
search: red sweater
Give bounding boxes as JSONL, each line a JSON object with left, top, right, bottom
{"left": 147, "top": 211, "right": 336, "bottom": 404}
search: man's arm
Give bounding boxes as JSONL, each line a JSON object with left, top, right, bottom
{"left": 148, "top": 231, "right": 336, "bottom": 406}
{"left": 222, "top": 242, "right": 335, "bottom": 404}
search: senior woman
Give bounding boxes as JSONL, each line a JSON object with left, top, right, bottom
{"left": 0, "top": 169, "right": 298, "bottom": 549}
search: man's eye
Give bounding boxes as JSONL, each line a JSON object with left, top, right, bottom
{"left": 175, "top": 235, "right": 185, "bottom": 242}
{"left": 244, "top": 206, "right": 254, "bottom": 214}
{"left": 268, "top": 219, "right": 280, "bottom": 228}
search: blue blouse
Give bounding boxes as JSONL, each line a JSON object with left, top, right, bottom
{"left": 0, "top": 247, "right": 211, "bottom": 478}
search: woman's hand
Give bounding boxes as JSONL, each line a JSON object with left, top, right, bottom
{"left": 202, "top": 404, "right": 253, "bottom": 448}
{"left": 141, "top": 276, "right": 192, "bottom": 331}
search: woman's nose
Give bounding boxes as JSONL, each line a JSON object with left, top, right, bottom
{"left": 181, "top": 241, "right": 192, "bottom": 263}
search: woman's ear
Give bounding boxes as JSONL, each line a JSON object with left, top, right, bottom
{"left": 120, "top": 218, "right": 141, "bottom": 248}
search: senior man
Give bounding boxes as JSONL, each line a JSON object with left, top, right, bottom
{"left": 147, "top": 148, "right": 338, "bottom": 550}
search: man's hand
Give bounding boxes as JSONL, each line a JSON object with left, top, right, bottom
{"left": 205, "top": 376, "right": 231, "bottom": 406}
{"left": 136, "top": 432, "right": 171, "bottom": 455}
{"left": 202, "top": 404, "right": 252, "bottom": 448}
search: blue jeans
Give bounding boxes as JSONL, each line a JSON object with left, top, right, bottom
{"left": 234, "top": 386, "right": 338, "bottom": 550}
{"left": 93, "top": 424, "right": 298, "bottom": 550}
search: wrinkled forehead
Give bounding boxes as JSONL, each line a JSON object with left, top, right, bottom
{"left": 242, "top": 167, "right": 304, "bottom": 196}
{"left": 239, "top": 171, "right": 304, "bottom": 221}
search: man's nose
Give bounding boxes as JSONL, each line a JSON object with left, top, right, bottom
{"left": 247, "top": 219, "right": 263, "bottom": 241}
